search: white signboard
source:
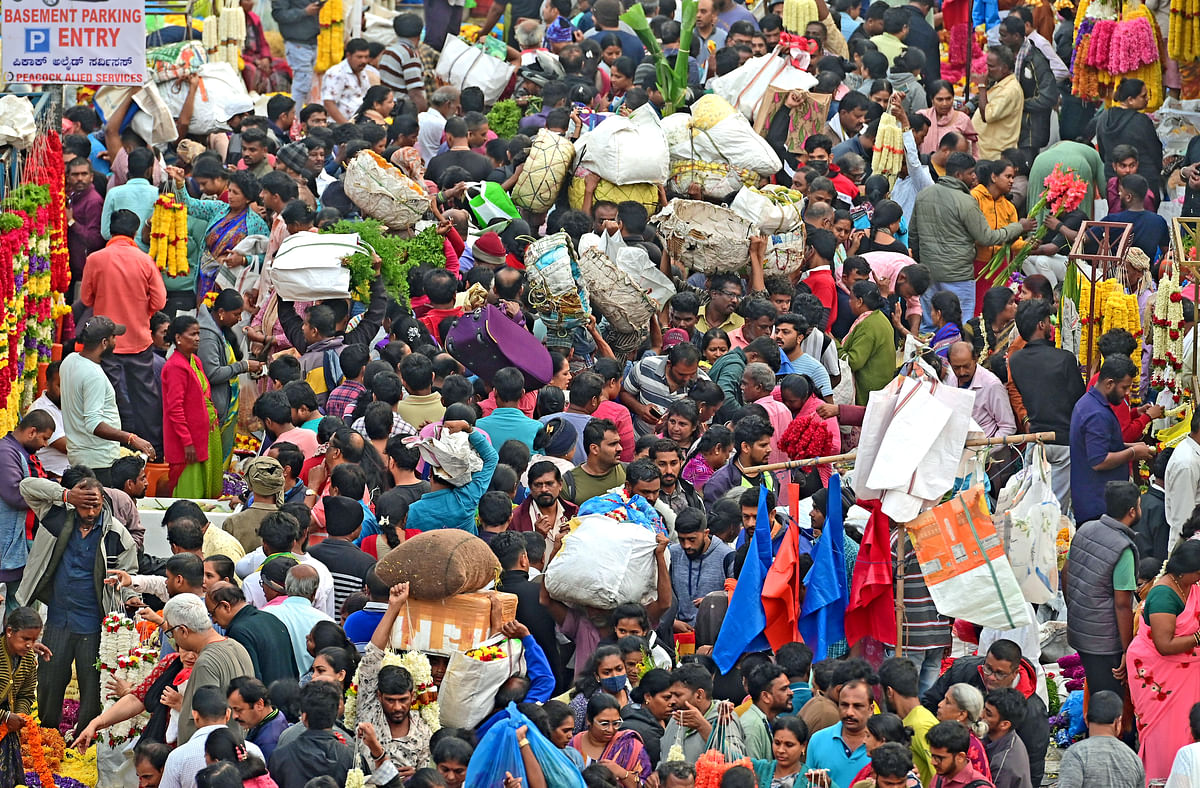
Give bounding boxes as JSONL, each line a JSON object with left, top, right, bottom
{"left": 2, "top": 0, "right": 147, "bottom": 86}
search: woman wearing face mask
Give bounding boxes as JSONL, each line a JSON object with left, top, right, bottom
{"left": 569, "top": 645, "right": 630, "bottom": 733}
{"left": 618, "top": 669, "right": 674, "bottom": 767}
{"left": 570, "top": 694, "right": 651, "bottom": 788}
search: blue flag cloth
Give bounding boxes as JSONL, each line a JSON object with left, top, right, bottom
{"left": 797, "top": 473, "right": 849, "bottom": 660}
{"left": 713, "top": 485, "right": 773, "bottom": 673}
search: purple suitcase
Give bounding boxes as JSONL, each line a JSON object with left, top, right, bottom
{"left": 445, "top": 305, "right": 553, "bottom": 389}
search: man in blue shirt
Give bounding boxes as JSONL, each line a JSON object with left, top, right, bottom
{"left": 100, "top": 147, "right": 159, "bottom": 253}
{"left": 344, "top": 567, "right": 391, "bottom": 651}
{"left": 1069, "top": 354, "right": 1154, "bottom": 525}
{"left": 406, "top": 420, "right": 498, "bottom": 534}
{"left": 478, "top": 367, "right": 544, "bottom": 451}
{"left": 804, "top": 677, "right": 872, "bottom": 788}
{"left": 1100, "top": 173, "right": 1170, "bottom": 263}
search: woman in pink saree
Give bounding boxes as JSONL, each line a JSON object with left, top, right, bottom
{"left": 1128, "top": 540, "right": 1200, "bottom": 781}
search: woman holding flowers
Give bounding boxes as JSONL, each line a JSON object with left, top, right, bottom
{"left": 0, "top": 607, "right": 40, "bottom": 788}
{"left": 162, "top": 315, "right": 224, "bottom": 498}
{"left": 165, "top": 166, "right": 269, "bottom": 304}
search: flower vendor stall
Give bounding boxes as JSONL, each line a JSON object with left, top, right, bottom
{"left": 0, "top": 92, "right": 71, "bottom": 435}
{"left": 1071, "top": 0, "right": 1166, "bottom": 109}
{"left": 1062, "top": 221, "right": 1135, "bottom": 374}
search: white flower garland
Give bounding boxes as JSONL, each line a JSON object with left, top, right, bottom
{"left": 344, "top": 650, "right": 440, "bottom": 733}
{"left": 95, "top": 615, "right": 158, "bottom": 746}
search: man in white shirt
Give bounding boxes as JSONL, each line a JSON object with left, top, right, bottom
{"left": 160, "top": 685, "right": 263, "bottom": 788}
{"left": 238, "top": 510, "right": 336, "bottom": 618}
{"left": 59, "top": 317, "right": 156, "bottom": 486}
{"left": 31, "top": 360, "right": 68, "bottom": 477}
{"left": 1165, "top": 416, "right": 1200, "bottom": 552}
{"left": 320, "top": 38, "right": 373, "bottom": 123}
{"left": 417, "top": 87, "right": 461, "bottom": 165}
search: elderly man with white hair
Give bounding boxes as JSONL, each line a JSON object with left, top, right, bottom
{"left": 260, "top": 558, "right": 334, "bottom": 675}
{"left": 163, "top": 593, "right": 254, "bottom": 745}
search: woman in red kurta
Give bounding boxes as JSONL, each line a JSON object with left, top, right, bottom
{"left": 161, "top": 315, "right": 223, "bottom": 498}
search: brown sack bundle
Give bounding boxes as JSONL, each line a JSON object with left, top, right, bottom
{"left": 375, "top": 530, "right": 500, "bottom": 600}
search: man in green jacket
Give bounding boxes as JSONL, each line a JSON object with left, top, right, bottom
{"left": 708, "top": 336, "right": 781, "bottom": 406}
{"left": 910, "top": 152, "right": 1035, "bottom": 330}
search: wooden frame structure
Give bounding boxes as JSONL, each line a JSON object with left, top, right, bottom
{"left": 1067, "top": 220, "right": 1134, "bottom": 373}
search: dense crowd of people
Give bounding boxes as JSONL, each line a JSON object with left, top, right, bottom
{"left": 4, "top": 0, "right": 1200, "bottom": 787}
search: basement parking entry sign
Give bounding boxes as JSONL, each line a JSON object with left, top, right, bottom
{"left": 3, "top": 0, "right": 146, "bottom": 85}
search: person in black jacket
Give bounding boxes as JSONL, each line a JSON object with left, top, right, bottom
{"left": 492, "top": 531, "right": 566, "bottom": 693}
{"left": 999, "top": 16, "right": 1058, "bottom": 159}
{"left": 921, "top": 640, "right": 1049, "bottom": 788}
{"left": 620, "top": 669, "right": 674, "bottom": 766}
{"left": 1136, "top": 449, "right": 1173, "bottom": 563}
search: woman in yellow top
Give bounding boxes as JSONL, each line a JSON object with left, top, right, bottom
{"left": 970, "top": 159, "right": 1058, "bottom": 306}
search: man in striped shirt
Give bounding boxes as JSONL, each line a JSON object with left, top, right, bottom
{"left": 306, "top": 495, "right": 376, "bottom": 622}
{"left": 377, "top": 14, "right": 428, "bottom": 113}
{"left": 620, "top": 343, "right": 710, "bottom": 435}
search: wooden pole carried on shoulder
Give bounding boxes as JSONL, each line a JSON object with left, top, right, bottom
{"left": 738, "top": 431, "right": 1059, "bottom": 475}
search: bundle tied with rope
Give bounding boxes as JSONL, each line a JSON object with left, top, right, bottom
{"left": 512, "top": 129, "right": 575, "bottom": 214}
{"left": 523, "top": 231, "right": 592, "bottom": 331}
{"left": 651, "top": 199, "right": 754, "bottom": 275}
{"left": 343, "top": 150, "right": 430, "bottom": 230}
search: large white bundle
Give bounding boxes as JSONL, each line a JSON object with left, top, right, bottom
{"left": 270, "top": 233, "right": 358, "bottom": 300}
{"left": 730, "top": 185, "right": 806, "bottom": 233}
{"left": 158, "top": 62, "right": 250, "bottom": 135}
{"left": 661, "top": 112, "right": 781, "bottom": 176}
{"left": 709, "top": 53, "right": 817, "bottom": 121}
{"left": 574, "top": 106, "right": 670, "bottom": 185}
{"left": 436, "top": 36, "right": 514, "bottom": 103}
{"left": 544, "top": 516, "right": 660, "bottom": 608}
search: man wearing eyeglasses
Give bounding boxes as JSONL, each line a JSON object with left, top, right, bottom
{"left": 919, "top": 639, "right": 1050, "bottom": 788}
{"left": 162, "top": 593, "right": 255, "bottom": 745}
{"left": 697, "top": 274, "right": 746, "bottom": 335}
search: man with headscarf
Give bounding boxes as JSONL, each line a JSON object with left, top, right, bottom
{"left": 225, "top": 457, "right": 284, "bottom": 553}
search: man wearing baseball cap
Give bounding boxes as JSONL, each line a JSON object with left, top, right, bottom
{"left": 59, "top": 316, "right": 156, "bottom": 486}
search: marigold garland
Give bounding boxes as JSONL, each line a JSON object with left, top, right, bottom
{"left": 17, "top": 717, "right": 56, "bottom": 788}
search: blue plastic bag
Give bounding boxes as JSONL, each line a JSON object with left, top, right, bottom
{"left": 465, "top": 703, "right": 586, "bottom": 788}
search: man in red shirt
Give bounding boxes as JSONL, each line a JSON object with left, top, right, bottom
{"left": 80, "top": 209, "right": 167, "bottom": 457}
{"left": 800, "top": 228, "right": 839, "bottom": 331}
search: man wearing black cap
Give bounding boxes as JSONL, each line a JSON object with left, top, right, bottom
{"left": 59, "top": 317, "right": 156, "bottom": 485}
{"left": 307, "top": 495, "right": 376, "bottom": 621}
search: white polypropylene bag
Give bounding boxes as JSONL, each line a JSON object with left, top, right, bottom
{"left": 437, "top": 637, "right": 526, "bottom": 729}
{"left": 574, "top": 106, "right": 670, "bottom": 185}
{"left": 994, "top": 444, "right": 1062, "bottom": 604}
{"left": 436, "top": 36, "right": 514, "bottom": 104}
{"left": 544, "top": 516, "right": 660, "bottom": 608}
{"left": 730, "top": 186, "right": 806, "bottom": 233}
{"left": 663, "top": 112, "right": 781, "bottom": 176}
{"left": 158, "top": 62, "right": 250, "bottom": 135}
{"left": 709, "top": 53, "right": 818, "bottom": 121}
{"left": 270, "top": 233, "right": 358, "bottom": 300}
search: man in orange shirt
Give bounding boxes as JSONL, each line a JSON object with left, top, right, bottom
{"left": 80, "top": 209, "right": 168, "bottom": 457}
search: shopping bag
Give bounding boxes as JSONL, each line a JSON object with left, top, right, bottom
{"left": 752, "top": 87, "right": 832, "bottom": 153}
{"left": 465, "top": 181, "right": 520, "bottom": 230}
{"left": 905, "top": 487, "right": 1032, "bottom": 630}
{"left": 994, "top": 444, "right": 1061, "bottom": 604}
{"left": 466, "top": 703, "right": 586, "bottom": 788}
{"left": 437, "top": 636, "right": 526, "bottom": 729}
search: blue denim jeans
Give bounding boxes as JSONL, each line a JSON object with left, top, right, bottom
{"left": 885, "top": 646, "right": 945, "bottom": 697}
{"left": 919, "top": 279, "right": 977, "bottom": 334}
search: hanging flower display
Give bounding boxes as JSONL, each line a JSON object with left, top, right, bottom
{"left": 93, "top": 615, "right": 157, "bottom": 746}
{"left": 1151, "top": 262, "right": 1185, "bottom": 393}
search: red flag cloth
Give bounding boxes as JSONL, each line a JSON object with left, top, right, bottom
{"left": 843, "top": 499, "right": 896, "bottom": 647}
{"left": 942, "top": 0, "right": 970, "bottom": 37}
{"left": 762, "top": 520, "right": 804, "bottom": 651}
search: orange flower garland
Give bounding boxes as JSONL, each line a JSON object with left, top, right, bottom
{"left": 18, "top": 716, "right": 56, "bottom": 788}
